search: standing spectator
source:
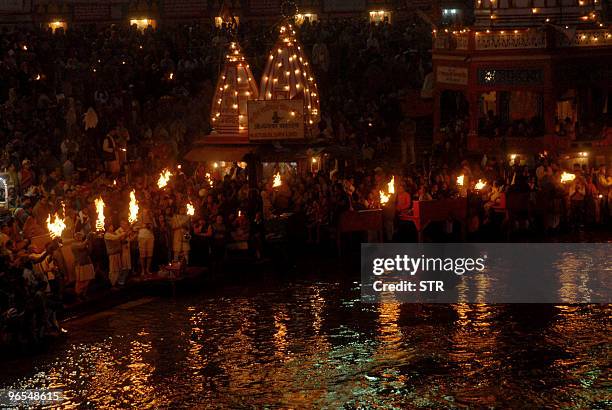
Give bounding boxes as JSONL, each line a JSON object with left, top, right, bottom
{"left": 71, "top": 232, "right": 95, "bottom": 299}
{"left": 103, "top": 223, "right": 123, "bottom": 288}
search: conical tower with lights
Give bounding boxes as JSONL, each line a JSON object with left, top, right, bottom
{"left": 260, "top": 22, "right": 320, "bottom": 129}
{"left": 210, "top": 41, "right": 259, "bottom": 139}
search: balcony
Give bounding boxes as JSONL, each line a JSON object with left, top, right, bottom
{"left": 473, "top": 0, "right": 604, "bottom": 28}
{"left": 433, "top": 27, "right": 612, "bottom": 52}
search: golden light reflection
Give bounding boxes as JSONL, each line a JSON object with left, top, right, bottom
{"left": 376, "top": 302, "right": 402, "bottom": 346}
{"left": 274, "top": 306, "right": 289, "bottom": 360}
{"left": 554, "top": 253, "right": 593, "bottom": 303}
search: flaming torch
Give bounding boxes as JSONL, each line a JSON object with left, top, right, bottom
{"left": 205, "top": 172, "right": 213, "bottom": 188}
{"left": 474, "top": 179, "right": 487, "bottom": 191}
{"left": 272, "top": 172, "right": 282, "bottom": 188}
{"left": 157, "top": 169, "right": 173, "bottom": 189}
{"left": 46, "top": 213, "right": 66, "bottom": 239}
{"left": 560, "top": 172, "right": 576, "bottom": 183}
{"left": 186, "top": 202, "right": 195, "bottom": 216}
{"left": 456, "top": 175, "right": 465, "bottom": 186}
{"left": 379, "top": 190, "right": 390, "bottom": 205}
{"left": 387, "top": 176, "right": 395, "bottom": 194}
{"left": 95, "top": 196, "right": 105, "bottom": 232}
{"left": 128, "top": 190, "right": 139, "bottom": 224}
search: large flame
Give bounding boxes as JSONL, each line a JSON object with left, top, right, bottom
{"left": 387, "top": 176, "right": 395, "bottom": 194}
{"left": 128, "top": 190, "right": 139, "bottom": 224}
{"left": 379, "top": 190, "right": 390, "bottom": 205}
{"left": 186, "top": 202, "right": 195, "bottom": 216}
{"left": 474, "top": 179, "right": 487, "bottom": 190}
{"left": 157, "top": 169, "right": 173, "bottom": 188}
{"left": 272, "top": 172, "right": 282, "bottom": 188}
{"left": 560, "top": 172, "right": 576, "bottom": 183}
{"left": 95, "top": 197, "right": 105, "bottom": 232}
{"left": 46, "top": 213, "right": 66, "bottom": 239}
{"left": 456, "top": 175, "right": 465, "bottom": 186}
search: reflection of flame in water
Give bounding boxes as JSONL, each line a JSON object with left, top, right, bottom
{"left": 310, "top": 287, "right": 325, "bottom": 335}
{"left": 6, "top": 275, "right": 611, "bottom": 409}
{"left": 274, "top": 306, "right": 289, "bottom": 360}
{"left": 450, "top": 303, "right": 498, "bottom": 381}
{"left": 554, "top": 253, "right": 593, "bottom": 303}
{"left": 125, "top": 330, "right": 155, "bottom": 401}
{"left": 376, "top": 302, "right": 402, "bottom": 347}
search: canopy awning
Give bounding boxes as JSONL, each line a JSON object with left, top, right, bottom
{"left": 184, "top": 144, "right": 254, "bottom": 162}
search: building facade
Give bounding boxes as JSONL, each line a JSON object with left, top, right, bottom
{"left": 0, "top": 0, "right": 406, "bottom": 26}
{"left": 433, "top": 0, "right": 612, "bottom": 161}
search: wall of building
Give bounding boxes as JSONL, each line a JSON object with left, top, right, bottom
{"left": 1, "top": 0, "right": 404, "bottom": 26}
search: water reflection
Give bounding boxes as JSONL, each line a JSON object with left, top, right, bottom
{"left": 0, "top": 278, "right": 609, "bottom": 408}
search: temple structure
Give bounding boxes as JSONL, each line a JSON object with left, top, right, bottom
{"left": 185, "top": 39, "right": 258, "bottom": 164}
{"left": 210, "top": 41, "right": 259, "bottom": 142}
{"left": 259, "top": 22, "right": 320, "bottom": 130}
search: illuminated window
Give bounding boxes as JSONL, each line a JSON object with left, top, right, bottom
{"left": 294, "top": 13, "right": 318, "bottom": 25}
{"left": 369, "top": 10, "right": 391, "bottom": 24}
{"left": 130, "top": 18, "right": 156, "bottom": 31}
{"left": 0, "top": 176, "right": 7, "bottom": 208}
{"left": 215, "top": 16, "right": 240, "bottom": 28}
{"left": 47, "top": 21, "right": 67, "bottom": 32}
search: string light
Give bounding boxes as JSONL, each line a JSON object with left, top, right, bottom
{"left": 260, "top": 22, "right": 321, "bottom": 128}
{"left": 210, "top": 41, "right": 258, "bottom": 134}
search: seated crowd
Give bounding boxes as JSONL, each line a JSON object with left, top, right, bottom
{"left": 1, "top": 19, "right": 611, "bottom": 348}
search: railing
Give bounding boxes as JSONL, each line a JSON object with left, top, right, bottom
{"left": 557, "top": 29, "right": 612, "bottom": 47}
{"left": 434, "top": 28, "right": 612, "bottom": 51}
{"left": 475, "top": 30, "right": 546, "bottom": 50}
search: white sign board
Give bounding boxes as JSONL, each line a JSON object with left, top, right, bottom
{"left": 436, "top": 66, "right": 468, "bottom": 85}
{"left": 248, "top": 100, "right": 304, "bottom": 141}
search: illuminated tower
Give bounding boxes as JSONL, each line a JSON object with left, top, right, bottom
{"left": 260, "top": 23, "right": 320, "bottom": 128}
{"left": 211, "top": 41, "right": 259, "bottom": 138}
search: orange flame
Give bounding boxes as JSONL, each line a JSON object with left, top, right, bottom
{"left": 475, "top": 179, "right": 487, "bottom": 190}
{"left": 560, "top": 172, "right": 576, "bottom": 183}
{"left": 186, "top": 202, "right": 195, "bottom": 216}
{"left": 128, "top": 190, "right": 139, "bottom": 224}
{"left": 456, "top": 175, "right": 465, "bottom": 186}
{"left": 46, "top": 213, "right": 66, "bottom": 239}
{"left": 273, "top": 172, "right": 282, "bottom": 188}
{"left": 95, "top": 197, "right": 105, "bottom": 231}
{"left": 387, "top": 176, "right": 395, "bottom": 194}
{"left": 379, "top": 190, "right": 390, "bottom": 205}
{"left": 157, "top": 169, "right": 173, "bottom": 188}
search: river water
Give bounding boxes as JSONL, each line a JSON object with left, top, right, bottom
{"left": 0, "top": 260, "right": 610, "bottom": 409}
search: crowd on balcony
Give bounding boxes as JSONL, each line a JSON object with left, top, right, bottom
{"left": 0, "top": 18, "right": 610, "bottom": 347}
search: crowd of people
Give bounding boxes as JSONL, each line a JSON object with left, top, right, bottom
{"left": 1, "top": 17, "right": 610, "bottom": 347}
